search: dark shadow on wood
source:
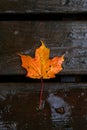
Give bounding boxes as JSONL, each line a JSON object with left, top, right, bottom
{"left": 0, "top": 12, "right": 87, "bottom": 21}
{"left": 0, "top": 74, "right": 87, "bottom": 83}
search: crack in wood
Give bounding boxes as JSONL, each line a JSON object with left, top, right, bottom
{"left": 0, "top": 75, "right": 87, "bottom": 83}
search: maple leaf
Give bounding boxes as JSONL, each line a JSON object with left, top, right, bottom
{"left": 18, "top": 41, "right": 64, "bottom": 79}
{"left": 18, "top": 41, "right": 64, "bottom": 109}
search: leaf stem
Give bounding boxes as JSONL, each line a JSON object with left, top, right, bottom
{"left": 39, "top": 77, "right": 44, "bottom": 109}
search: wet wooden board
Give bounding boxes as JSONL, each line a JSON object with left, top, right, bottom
{"left": 0, "top": 83, "right": 87, "bottom": 130}
{"left": 0, "top": 0, "right": 87, "bottom": 13}
{"left": 0, "top": 82, "right": 87, "bottom": 93}
{"left": 0, "top": 21, "right": 87, "bottom": 75}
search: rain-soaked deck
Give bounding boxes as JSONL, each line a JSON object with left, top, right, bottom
{"left": 0, "top": 0, "right": 87, "bottom": 130}
{"left": 0, "top": 82, "right": 87, "bottom": 130}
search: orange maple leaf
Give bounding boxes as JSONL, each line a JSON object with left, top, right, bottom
{"left": 18, "top": 41, "right": 64, "bottom": 79}
{"left": 18, "top": 41, "right": 64, "bottom": 109}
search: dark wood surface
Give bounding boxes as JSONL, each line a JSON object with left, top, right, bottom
{"left": 0, "top": 0, "right": 87, "bottom": 13}
{"left": 0, "top": 83, "right": 87, "bottom": 130}
{"left": 0, "top": 82, "right": 87, "bottom": 93}
{"left": 0, "top": 1, "right": 87, "bottom": 130}
{"left": 0, "top": 21, "right": 87, "bottom": 75}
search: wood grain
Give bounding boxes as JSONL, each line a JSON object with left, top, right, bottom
{"left": 0, "top": 21, "right": 87, "bottom": 75}
{"left": 0, "top": 0, "right": 87, "bottom": 13}
{"left": 0, "top": 83, "right": 87, "bottom": 130}
{"left": 0, "top": 82, "right": 87, "bottom": 94}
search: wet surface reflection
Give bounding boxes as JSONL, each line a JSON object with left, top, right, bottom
{"left": 47, "top": 93, "right": 71, "bottom": 121}
{"left": 0, "top": 88, "right": 87, "bottom": 130}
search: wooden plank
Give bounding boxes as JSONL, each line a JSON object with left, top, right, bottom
{"left": 0, "top": 82, "right": 87, "bottom": 94}
{"left": 0, "top": 0, "right": 87, "bottom": 13}
{"left": 0, "top": 83, "right": 87, "bottom": 129}
{"left": 0, "top": 21, "right": 87, "bottom": 75}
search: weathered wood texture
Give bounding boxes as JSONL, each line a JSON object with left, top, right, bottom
{"left": 0, "top": 83, "right": 87, "bottom": 130}
{"left": 0, "top": 82, "right": 87, "bottom": 94}
{"left": 0, "top": 0, "right": 87, "bottom": 13}
{"left": 0, "top": 21, "right": 87, "bottom": 75}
